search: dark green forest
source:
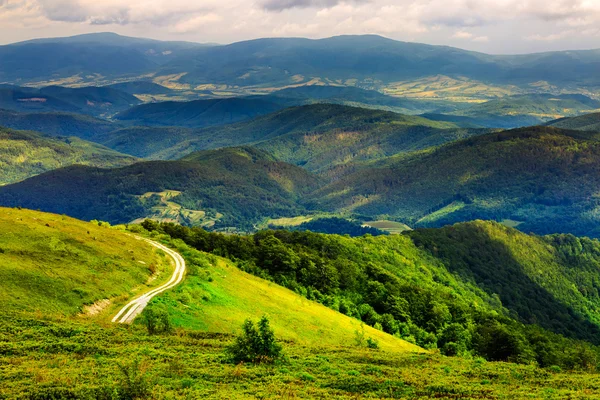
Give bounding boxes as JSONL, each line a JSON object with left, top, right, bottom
{"left": 140, "top": 219, "right": 600, "bottom": 370}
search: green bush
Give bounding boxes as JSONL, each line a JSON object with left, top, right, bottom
{"left": 142, "top": 306, "right": 171, "bottom": 335}
{"left": 226, "top": 316, "right": 283, "bottom": 364}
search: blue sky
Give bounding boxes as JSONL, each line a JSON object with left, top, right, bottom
{"left": 1, "top": 0, "right": 599, "bottom": 54}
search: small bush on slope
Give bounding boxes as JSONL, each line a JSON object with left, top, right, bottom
{"left": 226, "top": 316, "right": 283, "bottom": 364}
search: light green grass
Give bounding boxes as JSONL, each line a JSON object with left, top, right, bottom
{"left": 364, "top": 220, "right": 412, "bottom": 234}
{"left": 150, "top": 256, "right": 420, "bottom": 353}
{"left": 0, "top": 207, "right": 171, "bottom": 320}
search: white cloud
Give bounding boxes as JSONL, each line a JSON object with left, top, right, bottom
{"left": 0, "top": 0, "right": 600, "bottom": 52}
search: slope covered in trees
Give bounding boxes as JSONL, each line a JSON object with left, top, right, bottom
{"left": 310, "top": 126, "right": 600, "bottom": 236}
{"left": 0, "top": 147, "right": 320, "bottom": 229}
{"left": 0, "top": 127, "right": 136, "bottom": 185}
{"left": 143, "top": 219, "right": 600, "bottom": 369}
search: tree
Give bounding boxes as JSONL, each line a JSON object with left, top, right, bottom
{"left": 226, "top": 316, "right": 283, "bottom": 364}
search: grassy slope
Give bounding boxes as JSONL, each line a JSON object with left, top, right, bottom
{"left": 152, "top": 256, "right": 415, "bottom": 352}
{"left": 0, "top": 127, "right": 137, "bottom": 185}
{"left": 0, "top": 208, "right": 170, "bottom": 318}
{"left": 5, "top": 315, "right": 598, "bottom": 399}
{"left": 3, "top": 213, "right": 600, "bottom": 397}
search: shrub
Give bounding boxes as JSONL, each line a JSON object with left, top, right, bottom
{"left": 366, "top": 337, "right": 379, "bottom": 349}
{"left": 117, "top": 358, "right": 150, "bottom": 400}
{"left": 142, "top": 306, "right": 171, "bottom": 335}
{"left": 226, "top": 316, "right": 283, "bottom": 364}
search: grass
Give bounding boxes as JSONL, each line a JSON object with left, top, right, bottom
{"left": 363, "top": 220, "right": 412, "bottom": 234}
{"left": 0, "top": 207, "right": 171, "bottom": 320}
{"left": 5, "top": 210, "right": 600, "bottom": 398}
{"left": 147, "top": 253, "right": 419, "bottom": 353}
{"left": 266, "top": 215, "right": 314, "bottom": 227}
{"left": 2, "top": 315, "right": 600, "bottom": 399}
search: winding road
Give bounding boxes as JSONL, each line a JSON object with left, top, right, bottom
{"left": 112, "top": 238, "right": 186, "bottom": 324}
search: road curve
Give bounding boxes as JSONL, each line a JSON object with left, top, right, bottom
{"left": 112, "top": 237, "right": 186, "bottom": 324}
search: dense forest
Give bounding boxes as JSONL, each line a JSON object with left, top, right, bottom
{"left": 140, "top": 219, "right": 600, "bottom": 369}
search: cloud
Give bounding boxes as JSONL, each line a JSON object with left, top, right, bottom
{"left": 453, "top": 30, "right": 473, "bottom": 39}
{"left": 1, "top": 0, "right": 600, "bottom": 53}
{"left": 261, "top": 0, "right": 367, "bottom": 12}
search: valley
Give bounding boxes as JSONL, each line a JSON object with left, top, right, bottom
{"left": 4, "top": 27, "right": 600, "bottom": 399}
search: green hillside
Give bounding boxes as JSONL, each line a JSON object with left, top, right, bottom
{"left": 114, "top": 97, "right": 282, "bottom": 128}
{"left": 441, "top": 94, "right": 600, "bottom": 128}
{"left": 145, "top": 219, "right": 600, "bottom": 368}
{"left": 258, "top": 85, "right": 454, "bottom": 115}
{"left": 145, "top": 104, "right": 487, "bottom": 172}
{"left": 0, "top": 208, "right": 170, "bottom": 318}
{"left": 0, "top": 147, "right": 320, "bottom": 230}
{"left": 3, "top": 209, "right": 600, "bottom": 398}
{"left": 0, "top": 127, "right": 137, "bottom": 185}
{"left": 547, "top": 112, "right": 600, "bottom": 132}
{"left": 0, "top": 85, "right": 141, "bottom": 117}
{"left": 310, "top": 126, "right": 600, "bottom": 236}
{"left": 0, "top": 109, "right": 118, "bottom": 140}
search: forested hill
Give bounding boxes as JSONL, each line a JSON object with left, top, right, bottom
{"left": 143, "top": 218, "right": 600, "bottom": 369}
{"left": 309, "top": 126, "right": 600, "bottom": 236}
{"left": 0, "top": 127, "right": 137, "bottom": 185}
{"left": 0, "top": 147, "right": 320, "bottom": 229}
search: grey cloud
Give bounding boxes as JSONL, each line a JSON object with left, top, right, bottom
{"left": 262, "top": 0, "right": 366, "bottom": 12}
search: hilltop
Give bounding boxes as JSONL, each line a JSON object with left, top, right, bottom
{"left": 547, "top": 112, "right": 600, "bottom": 132}
{"left": 114, "top": 97, "right": 282, "bottom": 128}
{"left": 0, "top": 208, "right": 170, "bottom": 318}
{"left": 143, "top": 104, "right": 486, "bottom": 172}
{"left": 0, "top": 85, "right": 141, "bottom": 117}
{"left": 0, "top": 127, "right": 136, "bottom": 185}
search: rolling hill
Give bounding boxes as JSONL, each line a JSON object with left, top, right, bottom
{"left": 438, "top": 94, "right": 600, "bottom": 128}
{"left": 309, "top": 126, "right": 600, "bottom": 237}
{"left": 0, "top": 127, "right": 137, "bottom": 185}
{"left": 0, "top": 109, "right": 118, "bottom": 140}
{"left": 547, "top": 112, "right": 600, "bottom": 132}
{"left": 258, "top": 85, "right": 453, "bottom": 115}
{"left": 0, "top": 85, "right": 141, "bottom": 117}
{"left": 114, "top": 97, "right": 282, "bottom": 127}
{"left": 136, "top": 104, "right": 488, "bottom": 172}
{"left": 0, "top": 207, "right": 170, "bottom": 317}
{"left": 0, "top": 147, "right": 320, "bottom": 229}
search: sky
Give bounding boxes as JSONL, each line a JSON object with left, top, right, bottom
{"left": 0, "top": 0, "right": 599, "bottom": 54}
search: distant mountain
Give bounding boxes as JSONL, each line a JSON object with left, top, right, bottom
{"left": 309, "top": 126, "right": 600, "bottom": 237}
{"left": 547, "top": 113, "right": 600, "bottom": 132}
{"left": 162, "top": 35, "right": 600, "bottom": 88}
{"left": 0, "top": 85, "right": 141, "bottom": 116}
{"left": 0, "top": 33, "right": 207, "bottom": 83}
{"left": 114, "top": 97, "right": 283, "bottom": 127}
{"left": 0, "top": 126, "right": 136, "bottom": 185}
{"left": 0, "top": 147, "right": 320, "bottom": 229}
{"left": 3, "top": 33, "right": 600, "bottom": 92}
{"left": 111, "top": 104, "right": 488, "bottom": 173}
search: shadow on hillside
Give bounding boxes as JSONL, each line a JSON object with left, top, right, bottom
{"left": 409, "top": 224, "right": 600, "bottom": 344}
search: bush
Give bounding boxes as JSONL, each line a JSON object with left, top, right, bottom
{"left": 226, "top": 316, "right": 283, "bottom": 364}
{"left": 117, "top": 358, "right": 150, "bottom": 400}
{"left": 366, "top": 337, "right": 379, "bottom": 349}
{"left": 142, "top": 306, "right": 171, "bottom": 335}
